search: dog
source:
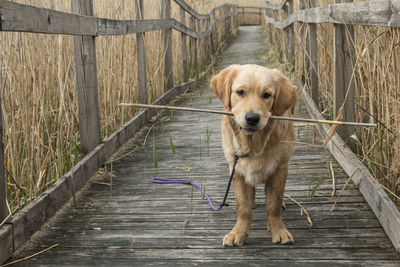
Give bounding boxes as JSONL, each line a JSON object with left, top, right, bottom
{"left": 210, "top": 64, "right": 298, "bottom": 246}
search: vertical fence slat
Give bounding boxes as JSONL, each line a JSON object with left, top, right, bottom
{"left": 180, "top": 7, "right": 188, "bottom": 81}
{"left": 189, "top": 16, "right": 198, "bottom": 73}
{"left": 0, "top": 99, "right": 7, "bottom": 223}
{"left": 161, "top": 0, "right": 173, "bottom": 91}
{"left": 307, "top": 0, "right": 319, "bottom": 104}
{"left": 72, "top": 0, "right": 101, "bottom": 155}
{"left": 333, "top": 0, "right": 356, "bottom": 142}
{"left": 284, "top": 1, "right": 294, "bottom": 70}
{"left": 241, "top": 7, "right": 245, "bottom": 25}
{"left": 136, "top": 0, "right": 147, "bottom": 104}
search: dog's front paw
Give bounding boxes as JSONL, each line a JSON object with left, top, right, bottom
{"left": 270, "top": 228, "right": 294, "bottom": 244}
{"left": 222, "top": 231, "right": 248, "bottom": 247}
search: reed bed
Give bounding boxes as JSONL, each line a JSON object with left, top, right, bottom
{"left": 1, "top": 0, "right": 262, "bottom": 213}
{"left": 264, "top": 0, "right": 400, "bottom": 207}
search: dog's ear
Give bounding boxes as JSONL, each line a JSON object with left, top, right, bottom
{"left": 271, "top": 69, "right": 298, "bottom": 116}
{"left": 210, "top": 65, "right": 240, "bottom": 109}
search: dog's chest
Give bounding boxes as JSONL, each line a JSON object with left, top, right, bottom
{"left": 236, "top": 156, "right": 278, "bottom": 186}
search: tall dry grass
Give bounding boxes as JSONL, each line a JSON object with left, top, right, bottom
{"left": 1, "top": 0, "right": 263, "bottom": 213}
{"left": 264, "top": 0, "right": 400, "bottom": 207}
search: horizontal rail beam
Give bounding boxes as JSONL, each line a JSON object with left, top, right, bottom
{"left": 0, "top": 0, "right": 236, "bottom": 38}
{"left": 265, "top": 0, "right": 400, "bottom": 29}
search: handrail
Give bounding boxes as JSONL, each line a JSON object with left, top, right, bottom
{"left": 173, "top": 0, "right": 209, "bottom": 20}
{"left": 0, "top": 1, "right": 237, "bottom": 37}
{"left": 264, "top": 0, "right": 400, "bottom": 29}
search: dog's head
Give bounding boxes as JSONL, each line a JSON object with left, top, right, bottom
{"left": 210, "top": 64, "right": 297, "bottom": 135}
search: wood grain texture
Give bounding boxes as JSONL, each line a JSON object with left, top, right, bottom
{"left": 264, "top": 0, "right": 400, "bottom": 29}
{"left": 136, "top": 0, "right": 147, "bottom": 104}
{"left": 5, "top": 26, "right": 399, "bottom": 266}
{"left": 72, "top": 0, "right": 101, "bottom": 155}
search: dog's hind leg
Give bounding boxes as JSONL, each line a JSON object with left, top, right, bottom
{"left": 223, "top": 173, "right": 254, "bottom": 247}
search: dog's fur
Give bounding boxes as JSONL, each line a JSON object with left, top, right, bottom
{"left": 210, "top": 64, "right": 298, "bottom": 246}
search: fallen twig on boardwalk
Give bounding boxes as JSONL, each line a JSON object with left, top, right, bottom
{"left": 284, "top": 193, "right": 313, "bottom": 228}
{"left": 120, "top": 103, "right": 377, "bottom": 127}
{"left": 1, "top": 244, "right": 59, "bottom": 267}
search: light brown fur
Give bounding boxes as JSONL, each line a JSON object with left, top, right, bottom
{"left": 210, "top": 64, "right": 298, "bottom": 246}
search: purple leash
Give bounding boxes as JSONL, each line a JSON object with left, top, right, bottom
{"left": 152, "top": 154, "right": 245, "bottom": 211}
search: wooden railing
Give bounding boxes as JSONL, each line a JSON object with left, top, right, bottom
{"left": 264, "top": 0, "right": 400, "bottom": 252}
{"left": 0, "top": 0, "right": 265, "bottom": 263}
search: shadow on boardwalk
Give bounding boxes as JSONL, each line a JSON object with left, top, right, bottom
{"left": 9, "top": 26, "right": 400, "bottom": 266}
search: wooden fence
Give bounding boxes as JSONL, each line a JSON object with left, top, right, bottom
{"left": 0, "top": 0, "right": 267, "bottom": 263}
{"left": 264, "top": 0, "right": 400, "bottom": 252}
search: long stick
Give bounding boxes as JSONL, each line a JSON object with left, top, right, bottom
{"left": 119, "top": 103, "right": 376, "bottom": 127}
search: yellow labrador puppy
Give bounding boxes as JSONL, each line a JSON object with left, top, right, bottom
{"left": 210, "top": 64, "right": 298, "bottom": 246}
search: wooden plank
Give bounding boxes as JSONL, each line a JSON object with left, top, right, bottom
{"left": 300, "top": 82, "right": 400, "bottom": 252}
{"left": 189, "top": 15, "right": 198, "bottom": 73}
{"left": 72, "top": 0, "right": 101, "bottom": 155}
{"left": 305, "top": 0, "right": 319, "bottom": 104}
{"left": 180, "top": 7, "right": 189, "bottom": 81}
{"left": 333, "top": 0, "right": 355, "bottom": 143}
{"left": 136, "top": 0, "right": 147, "bottom": 104}
{"left": 173, "top": 0, "right": 209, "bottom": 20}
{"left": 161, "top": 0, "right": 174, "bottom": 91}
{"left": 0, "top": 224, "right": 13, "bottom": 264}
{"left": 0, "top": 0, "right": 98, "bottom": 35}
{"left": 264, "top": 0, "right": 400, "bottom": 29}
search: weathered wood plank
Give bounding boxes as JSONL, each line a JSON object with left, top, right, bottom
{"left": 0, "top": 224, "right": 12, "bottom": 264}
{"left": 180, "top": 7, "right": 189, "bottom": 81}
{"left": 264, "top": 0, "right": 400, "bottom": 29}
{"left": 0, "top": 0, "right": 98, "bottom": 35}
{"left": 136, "top": 0, "right": 147, "bottom": 104}
{"left": 333, "top": 0, "right": 356, "bottom": 143}
{"left": 72, "top": 0, "right": 101, "bottom": 155}
{"left": 161, "top": 0, "right": 174, "bottom": 91}
{"left": 173, "top": 0, "right": 209, "bottom": 20}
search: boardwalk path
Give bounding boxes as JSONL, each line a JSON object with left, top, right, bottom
{"left": 10, "top": 26, "right": 400, "bottom": 266}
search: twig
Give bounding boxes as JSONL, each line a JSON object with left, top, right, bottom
{"left": 284, "top": 193, "right": 313, "bottom": 228}
{"left": 329, "top": 161, "right": 336, "bottom": 197}
{"left": 1, "top": 244, "right": 59, "bottom": 267}
{"left": 120, "top": 103, "right": 377, "bottom": 127}
{"left": 330, "top": 168, "right": 359, "bottom": 212}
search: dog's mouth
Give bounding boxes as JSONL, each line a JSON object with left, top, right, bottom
{"left": 240, "top": 126, "right": 259, "bottom": 135}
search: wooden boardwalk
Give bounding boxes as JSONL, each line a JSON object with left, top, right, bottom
{"left": 9, "top": 26, "right": 400, "bottom": 266}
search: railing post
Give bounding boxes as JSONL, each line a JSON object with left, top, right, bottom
{"left": 197, "top": 18, "right": 202, "bottom": 67}
{"left": 0, "top": 99, "right": 7, "bottom": 223}
{"left": 136, "top": 0, "right": 147, "bottom": 103}
{"left": 241, "top": 7, "right": 245, "bottom": 25}
{"left": 305, "top": 0, "right": 319, "bottom": 104}
{"left": 180, "top": 7, "right": 188, "bottom": 82}
{"left": 161, "top": 0, "right": 173, "bottom": 90}
{"left": 72, "top": 0, "right": 101, "bottom": 155}
{"left": 274, "top": 9, "right": 281, "bottom": 54}
{"left": 259, "top": 8, "right": 262, "bottom": 25}
{"left": 284, "top": 1, "right": 295, "bottom": 71}
{"left": 189, "top": 16, "right": 198, "bottom": 73}
{"left": 333, "top": 0, "right": 356, "bottom": 143}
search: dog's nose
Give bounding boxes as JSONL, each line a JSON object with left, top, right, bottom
{"left": 245, "top": 112, "right": 260, "bottom": 126}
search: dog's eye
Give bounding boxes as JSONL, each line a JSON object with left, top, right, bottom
{"left": 263, "top": 92, "right": 271, "bottom": 99}
{"left": 237, "top": 90, "right": 245, "bottom": 97}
